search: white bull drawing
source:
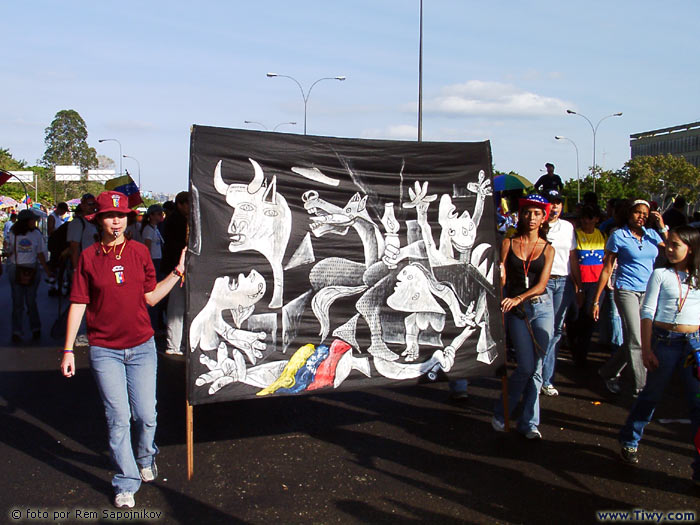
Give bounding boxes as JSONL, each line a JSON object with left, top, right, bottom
{"left": 213, "top": 158, "right": 292, "bottom": 308}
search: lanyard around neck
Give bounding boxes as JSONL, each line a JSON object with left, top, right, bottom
{"left": 675, "top": 269, "right": 691, "bottom": 314}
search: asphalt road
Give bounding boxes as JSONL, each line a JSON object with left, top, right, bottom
{"left": 0, "top": 270, "right": 698, "bottom": 524}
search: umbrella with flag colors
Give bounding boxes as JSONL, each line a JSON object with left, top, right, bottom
{"left": 493, "top": 173, "right": 533, "bottom": 192}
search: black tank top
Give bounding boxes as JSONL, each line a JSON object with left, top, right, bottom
{"left": 505, "top": 238, "right": 548, "bottom": 297}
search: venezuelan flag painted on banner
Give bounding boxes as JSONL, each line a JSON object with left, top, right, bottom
{"left": 105, "top": 175, "right": 142, "bottom": 208}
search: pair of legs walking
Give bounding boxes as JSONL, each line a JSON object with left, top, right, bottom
{"left": 619, "top": 328, "right": 700, "bottom": 480}
{"left": 9, "top": 265, "right": 41, "bottom": 338}
{"left": 494, "top": 297, "right": 553, "bottom": 435}
{"left": 541, "top": 276, "right": 574, "bottom": 391}
{"left": 90, "top": 337, "right": 159, "bottom": 496}
{"left": 599, "top": 289, "right": 647, "bottom": 393}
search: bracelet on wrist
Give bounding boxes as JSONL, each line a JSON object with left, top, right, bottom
{"left": 63, "top": 349, "right": 74, "bottom": 353}
{"left": 172, "top": 268, "right": 184, "bottom": 279}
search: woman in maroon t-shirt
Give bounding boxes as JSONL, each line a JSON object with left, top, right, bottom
{"left": 60, "top": 191, "right": 185, "bottom": 509}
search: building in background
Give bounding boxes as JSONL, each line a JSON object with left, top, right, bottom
{"left": 630, "top": 121, "right": 700, "bottom": 167}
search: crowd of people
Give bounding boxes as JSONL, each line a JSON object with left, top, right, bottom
{"left": 2, "top": 169, "right": 699, "bottom": 506}
{"left": 2, "top": 191, "right": 190, "bottom": 353}
{"left": 492, "top": 163, "right": 700, "bottom": 488}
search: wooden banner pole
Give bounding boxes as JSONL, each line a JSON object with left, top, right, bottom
{"left": 501, "top": 373, "right": 510, "bottom": 431}
{"left": 499, "top": 296, "right": 510, "bottom": 431}
{"left": 186, "top": 400, "right": 194, "bottom": 480}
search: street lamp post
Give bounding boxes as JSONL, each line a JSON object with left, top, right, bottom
{"left": 123, "top": 155, "right": 141, "bottom": 190}
{"left": 243, "top": 120, "right": 297, "bottom": 132}
{"left": 555, "top": 136, "right": 581, "bottom": 203}
{"left": 566, "top": 110, "right": 622, "bottom": 191}
{"left": 98, "top": 138, "right": 123, "bottom": 178}
{"left": 266, "top": 73, "right": 346, "bottom": 135}
{"left": 244, "top": 120, "right": 268, "bottom": 130}
{"left": 273, "top": 121, "right": 297, "bottom": 132}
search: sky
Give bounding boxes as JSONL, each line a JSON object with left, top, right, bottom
{"left": 3, "top": 1, "right": 699, "bottom": 194}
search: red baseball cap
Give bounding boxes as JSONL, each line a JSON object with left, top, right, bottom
{"left": 85, "top": 191, "right": 136, "bottom": 222}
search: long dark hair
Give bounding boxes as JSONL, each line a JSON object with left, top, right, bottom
{"left": 10, "top": 217, "right": 33, "bottom": 236}
{"left": 666, "top": 225, "right": 700, "bottom": 289}
{"left": 515, "top": 207, "right": 550, "bottom": 240}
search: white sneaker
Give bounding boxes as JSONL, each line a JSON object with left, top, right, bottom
{"left": 114, "top": 492, "right": 135, "bottom": 508}
{"left": 541, "top": 385, "right": 559, "bottom": 397}
{"left": 525, "top": 428, "right": 542, "bottom": 440}
{"left": 165, "top": 348, "right": 184, "bottom": 355}
{"left": 139, "top": 460, "right": 158, "bottom": 482}
{"left": 491, "top": 416, "right": 505, "bottom": 432}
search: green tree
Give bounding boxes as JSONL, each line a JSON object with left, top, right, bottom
{"left": 42, "top": 109, "right": 101, "bottom": 201}
{"left": 42, "top": 109, "right": 98, "bottom": 168}
{"left": 621, "top": 154, "right": 700, "bottom": 204}
{"left": 0, "top": 148, "right": 56, "bottom": 205}
{"left": 561, "top": 167, "right": 629, "bottom": 207}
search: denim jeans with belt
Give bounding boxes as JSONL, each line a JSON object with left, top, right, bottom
{"left": 494, "top": 294, "right": 553, "bottom": 433}
{"left": 600, "top": 289, "right": 647, "bottom": 392}
{"left": 542, "top": 276, "right": 574, "bottom": 387}
{"left": 90, "top": 337, "right": 159, "bottom": 494}
{"left": 619, "top": 328, "right": 700, "bottom": 480}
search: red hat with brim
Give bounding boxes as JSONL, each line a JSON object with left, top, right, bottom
{"left": 518, "top": 193, "right": 552, "bottom": 221}
{"left": 85, "top": 190, "right": 137, "bottom": 222}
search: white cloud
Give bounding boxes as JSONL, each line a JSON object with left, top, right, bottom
{"left": 416, "top": 80, "right": 572, "bottom": 118}
{"left": 361, "top": 124, "right": 418, "bottom": 140}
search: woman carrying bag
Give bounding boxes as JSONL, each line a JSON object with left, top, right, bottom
{"left": 60, "top": 191, "right": 185, "bottom": 509}
{"left": 492, "top": 194, "right": 555, "bottom": 439}
{"left": 3, "top": 208, "right": 52, "bottom": 342}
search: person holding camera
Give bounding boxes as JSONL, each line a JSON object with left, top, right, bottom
{"left": 492, "top": 194, "right": 555, "bottom": 439}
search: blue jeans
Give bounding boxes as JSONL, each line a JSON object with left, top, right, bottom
{"left": 449, "top": 379, "right": 468, "bottom": 392}
{"left": 494, "top": 295, "right": 553, "bottom": 433}
{"left": 619, "top": 328, "right": 700, "bottom": 479}
{"left": 600, "top": 287, "right": 624, "bottom": 348}
{"left": 90, "top": 337, "right": 159, "bottom": 494}
{"left": 542, "top": 276, "right": 574, "bottom": 387}
{"left": 8, "top": 264, "right": 41, "bottom": 336}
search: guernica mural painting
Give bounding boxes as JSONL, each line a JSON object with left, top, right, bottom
{"left": 186, "top": 126, "right": 504, "bottom": 404}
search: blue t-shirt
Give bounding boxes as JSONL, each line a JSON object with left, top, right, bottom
{"left": 606, "top": 225, "right": 663, "bottom": 292}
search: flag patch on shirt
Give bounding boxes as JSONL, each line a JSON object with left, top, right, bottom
{"left": 112, "top": 265, "right": 125, "bottom": 284}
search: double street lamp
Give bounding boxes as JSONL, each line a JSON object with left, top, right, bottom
{"left": 566, "top": 110, "right": 622, "bottom": 191}
{"left": 554, "top": 136, "right": 580, "bottom": 203}
{"left": 243, "top": 120, "right": 297, "bottom": 132}
{"left": 266, "top": 73, "right": 346, "bottom": 135}
{"left": 98, "top": 138, "right": 123, "bottom": 177}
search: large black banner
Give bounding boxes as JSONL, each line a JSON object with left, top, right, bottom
{"left": 186, "top": 126, "right": 503, "bottom": 405}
